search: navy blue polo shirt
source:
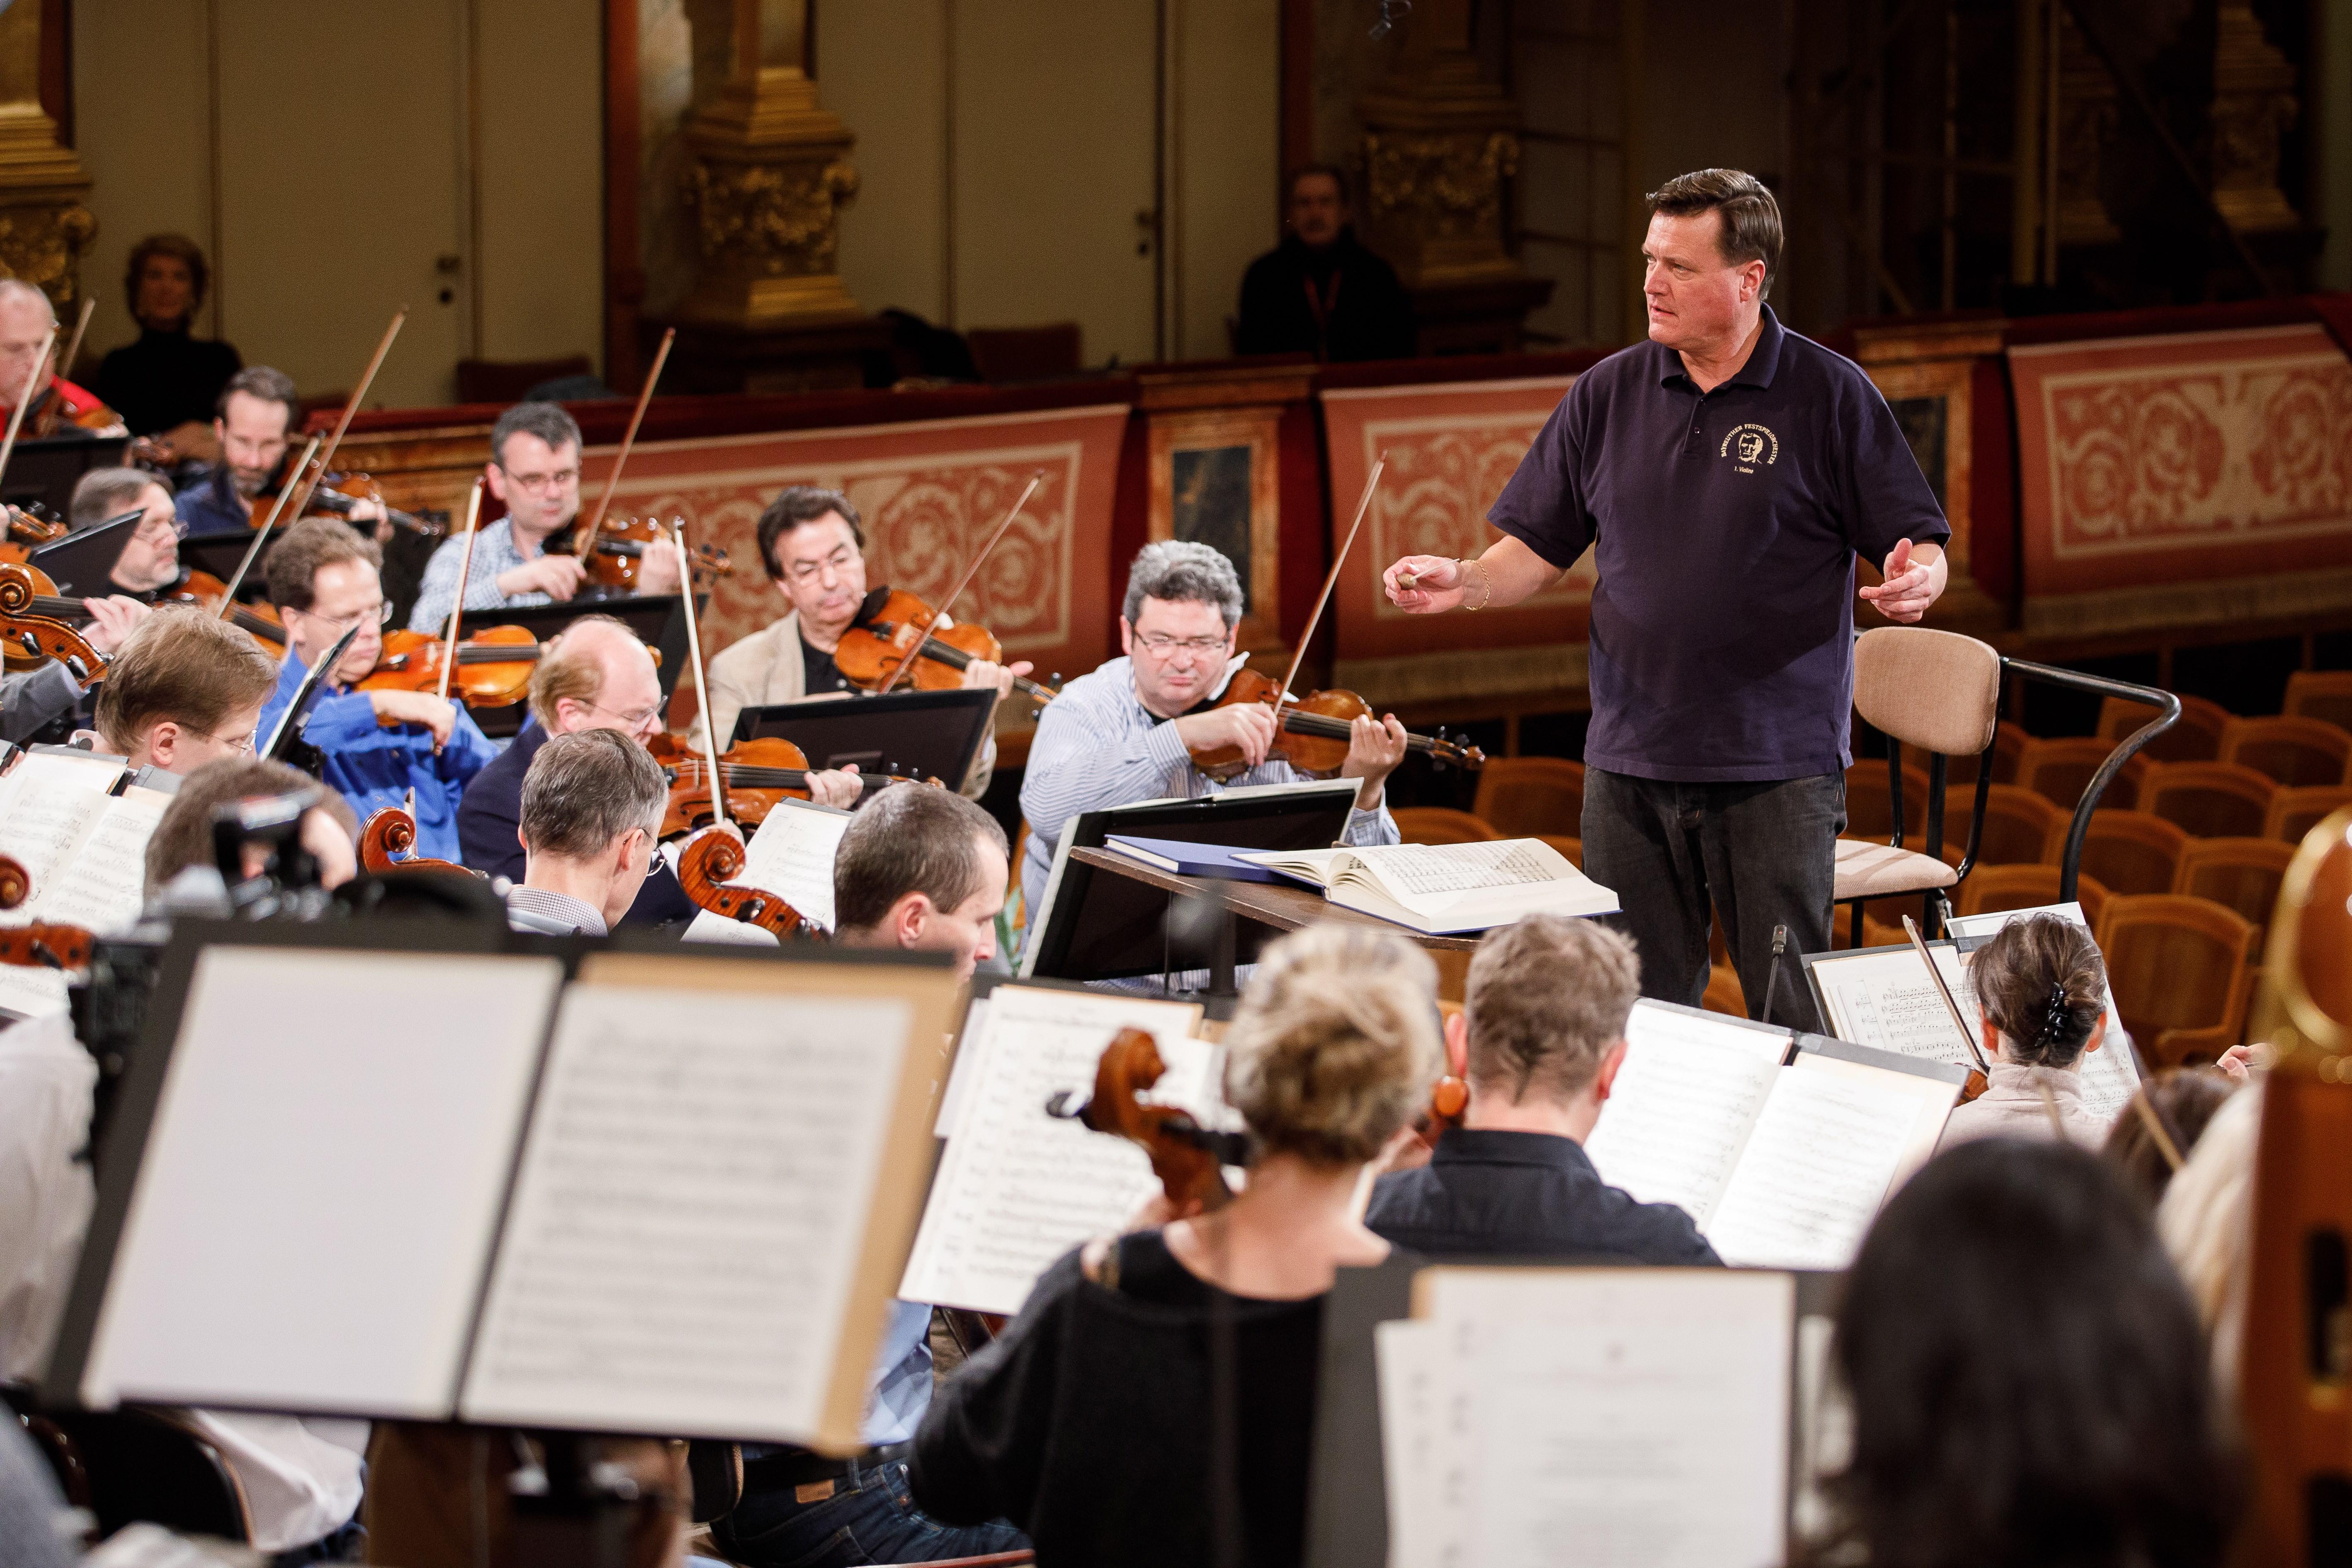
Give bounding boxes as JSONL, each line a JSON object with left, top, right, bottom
{"left": 1489, "top": 305, "right": 1947, "bottom": 783}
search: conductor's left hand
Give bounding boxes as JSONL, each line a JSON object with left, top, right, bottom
{"left": 1858, "top": 538, "right": 1937, "bottom": 624}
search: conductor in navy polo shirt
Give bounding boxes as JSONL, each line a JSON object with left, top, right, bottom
{"left": 1382, "top": 169, "right": 1948, "bottom": 1029}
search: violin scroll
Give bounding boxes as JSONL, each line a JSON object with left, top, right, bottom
{"left": 675, "top": 826, "right": 820, "bottom": 939}
{"left": 357, "top": 807, "right": 483, "bottom": 877}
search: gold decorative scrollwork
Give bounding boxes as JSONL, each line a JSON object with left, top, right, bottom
{"left": 0, "top": 201, "right": 93, "bottom": 310}
{"left": 1360, "top": 131, "right": 1519, "bottom": 242}
{"left": 681, "top": 157, "right": 859, "bottom": 279}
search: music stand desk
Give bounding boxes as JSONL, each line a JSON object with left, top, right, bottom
{"left": 1068, "top": 846, "right": 1477, "bottom": 991}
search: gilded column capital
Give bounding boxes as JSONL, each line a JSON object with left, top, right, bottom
{"left": 1351, "top": 0, "right": 1527, "bottom": 288}
{"left": 0, "top": 5, "right": 92, "bottom": 312}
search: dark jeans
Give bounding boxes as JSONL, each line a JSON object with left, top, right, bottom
{"left": 1581, "top": 768, "right": 1844, "bottom": 1034}
{"left": 712, "top": 1447, "right": 1028, "bottom": 1568}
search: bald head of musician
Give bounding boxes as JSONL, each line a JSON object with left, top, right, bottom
{"left": 1363, "top": 913, "right": 1720, "bottom": 1264}
{"left": 94, "top": 608, "right": 278, "bottom": 775}
{"left": 830, "top": 782, "right": 1009, "bottom": 982}
{"left": 71, "top": 465, "right": 181, "bottom": 596}
{"left": 530, "top": 613, "right": 665, "bottom": 744}
{"left": 512, "top": 727, "right": 669, "bottom": 934}
{"left": 143, "top": 755, "right": 359, "bottom": 898}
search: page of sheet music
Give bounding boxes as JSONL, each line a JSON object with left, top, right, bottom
{"left": 79, "top": 949, "right": 563, "bottom": 1416}
{"left": 1427, "top": 1267, "right": 1791, "bottom": 1568}
{"left": 1935, "top": 909, "right": 2141, "bottom": 1125}
{"left": 897, "top": 986, "right": 1207, "bottom": 1315}
{"left": 460, "top": 982, "right": 915, "bottom": 1440}
{"left": 1701, "top": 1067, "right": 1925, "bottom": 1270}
{"left": 731, "top": 798, "right": 850, "bottom": 931}
{"left": 0, "top": 759, "right": 116, "bottom": 917}
{"left": 1375, "top": 1318, "right": 1457, "bottom": 1568}
{"left": 1582, "top": 1003, "right": 1787, "bottom": 1226}
{"left": 1812, "top": 947, "right": 1981, "bottom": 1068}
{"left": 1360, "top": 841, "right": 1561, "bottom": 895}
{"left": 0, "top": 790, "right": 167, "bottom": 1017}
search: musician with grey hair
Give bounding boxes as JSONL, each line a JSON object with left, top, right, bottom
{"left": 1015, "top": 539, "right": 1406, "bottom": 945}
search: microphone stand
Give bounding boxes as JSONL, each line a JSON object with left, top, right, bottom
{"left": 1758, "top": 923, "right": 1790, "bottom": 1029}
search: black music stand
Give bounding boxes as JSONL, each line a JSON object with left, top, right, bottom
{"left": 175, "top": 528, "right": 278, "bottom": 590}
{"left": 2, "top": 433, "right": 130, "bottom": 517}
{"left": 735, "top": 688, "right": 995, "bottom": 785}
{"left": 26, "top": 509, "right": 141, "bottom": 595}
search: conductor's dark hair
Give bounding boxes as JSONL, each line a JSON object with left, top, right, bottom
{"left": 490, "top": 400, "right": 583, "bottom": 466}
{"left": 1809, "top": 1139, "right": 2239, "bottom": 1568}
{"left": 832, "top": 783, "right": 1007, "bottom": 934}
{"left": 1288, "top": 162, "right": 1351, "bottom": 206}
{"left": 757, "top": 484, "right": 865, "bottom": 579}
{"left": 1645, "top": 168, "right": 1783, "bottom": 300}
{"left": 125, "top": 233, "right": 209, "bottom": 327}
{"left": 216, "top": 364, "right": 298, "bottom": 424}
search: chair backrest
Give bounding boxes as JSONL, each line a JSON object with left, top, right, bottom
{"left": 1471, "top": 757, "right": 1586, "bottom": 838}
{"left": 2282, "top": 669, "right": 2352, "bottom": 732}
{"left": 2099, "top": 691, "right": 2229, "bottom": 761}
{"left": 1392, "top": 807, "right": 1501, "bottom": 846}
{"left": 1852, "top": 627, "right": 2001, "bottom": 756}
{"left": 2141, "top": 761, "right": 2278, "bottom": 840}
{"left": 2080, "top": 809, "right": 2190, "bottom": 897}
{"left": 2217, "top": 715, "right": 2352, "bottom": 788}
{"left": 2014, "top": 736, "right": 2151, "bottom": 812}
{"left": 2173, "top": 836, "right": 2297, "bottom": 934}
{"left": 51, "top": 1409, "right": 252, "bottom": 1545}
{"left": 2264, "top": 783, "right": 2352, "bottom": 844}
{"left": 1952, "top": 862, "right": 2111, "bottom": 929}
{"left": 2096, "top": 893, "right": 2259, "bottom": 1047}
{"left": 1975, "top": 783, "right": 2067, "bottom": 865}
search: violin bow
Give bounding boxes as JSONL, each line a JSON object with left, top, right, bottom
{"left": 216, "top": 434, "right": 324, "bottom": 618}
{"left": 284, "top": 308, "right": 406, "bottom": 525}
{"left": 436, "top": 478, "right": 487, "bottom": 705}
{"left": 875, "top": 469, "right": 1044, "bottom": 697}
{"left": 1264, "top": 451, "right": 1386, "bottom": 734}
{"left": 33, "top": 298, "right": 95, "bottom": 437}
{"left": 578, "top": 326, "right": 674, "bottom": 550}
{"left": 673, "top": 519, "right": 728, "bottom": 832}
{"left": 0, "top": 324, "right": 59, "bottom": 494}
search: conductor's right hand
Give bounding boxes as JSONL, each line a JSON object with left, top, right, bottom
{"left": 1172, "top": 701, "right": 1277, "bottom": 769}
{"left": 497, "top": 553, "right": 589, "bottom": 602}
{"left": 1383, "top": 554, "right": 1466, "bottom": 614}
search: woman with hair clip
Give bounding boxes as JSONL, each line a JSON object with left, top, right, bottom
{"left": 1937, "top": 913, "right": 2114, "bottom": 1150}
{"left": 1807, "top": 1138, "right": 2240, "bottom": 1568}
{"left": 908, "top": 922, "right": 1442, "bottom": 1568}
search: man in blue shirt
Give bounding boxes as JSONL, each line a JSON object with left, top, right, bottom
{"left": 175, "top": 366, "right": 389, "bottom": 537}
{"left": 1383, "top": 169, "right": 1948, "bottom": 1027}
{"left": 256, "top": 518, "right": 495, "bottom": 861}
{"left": 1366, "top": 913, "right": 1718, "bottom": 1263}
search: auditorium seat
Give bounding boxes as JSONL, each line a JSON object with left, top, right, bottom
{"left": 1842, "top": 759, "right": 1933, "bottom": 841}
{"left": 1536, "top": 834, "right": 1583, "bottom": 868}
{"left": 1702, "top": 962, "right": 1747, "bottom": 1017}
{"left": 2282, "top": 669, "right": 2352, "bottom": 732}
{"left": 1472, "top": 756, "right": 1585, "bottom": 839}
{"left": 2172, "top": 837, "right": 2296, "bottom": 938}
{"left": 2079, "top": 810, "right": 2190, "bottom": 897}
{"left": 2265, "top": 784, "right": 2352, "bottom": 845}
{"left": 2098, "top": 692, "right": 2229, "bottom": 763}
{"left": 1976, "top": 784, "right": 2067, "bottom": 865}
{"left": 2216, "top": 715, "right": 2352, "bottom": 788}
{"left": 1392, "top": 807, "right": 1501, "bottom": 845}
{"left": 1953, "top": 863, "right": 2110, "bottom": 931}
{"left": 2139, "top": 761, "right": 2277, "bottom": 840}
{"left": 1945, "top": 720, "right": 2028, "bottom": 787}
{"left": 2013, "top": 736, "right": 2151, "bottom": 813}
{"left": 2097, "top": 894, "right": 2260, "bottom": 1066}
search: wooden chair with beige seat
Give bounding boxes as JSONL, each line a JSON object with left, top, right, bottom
{"left": 1390, "top": 807, "right": 1501, "bottom": 846}
{"left": 2217, "top": 715, "right": 2352, "bottom": 789}
{"left": 2280, "top": 669, "right": 2352, "bottom": 733}
{"left": 2140, "top": 761, "right": 2278, "bottom": 841}
{"left": 1472, "top": 756, "right": 1585, "bottom": 839}
{"left": 2097, "top": 893, "right": 2260, "bottom": 1066}
{"left": 2099, "top": 691, "right": 2229, "bottom": 763}
{"left": 2172, "top": 836, "right": 2297, "bottom": 940}
{"left": 2265, "top": 784, "right": 2352, "bottom": 845}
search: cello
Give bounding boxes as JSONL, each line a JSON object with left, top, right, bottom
{"left": 1047, "top": 1028, "right": 1246, "bottom": 1214}
{"left": 356, "top": 806, "right": 482, "bottom": 877}
{"left": 673, "top": 825, "right": 820, "bottom": 939}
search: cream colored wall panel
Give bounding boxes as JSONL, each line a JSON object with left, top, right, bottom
{"left": 475, "top": 0, "right": 604, "bottom": 371}
{"left": 824, "top": 0, "right": 948, "bottom": 322}
{"left": 951, "top": 0, "right": 1156, "bottom": 364}
{"left": 72, "top": 0, "right": 214, "bottom": 374}
{"left": 1174, "top": 0, "right": 1278, "bottom": 360}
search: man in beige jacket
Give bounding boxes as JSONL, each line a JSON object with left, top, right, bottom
{"left": 691, "top": 485, "right": 1020, "bottom": 799}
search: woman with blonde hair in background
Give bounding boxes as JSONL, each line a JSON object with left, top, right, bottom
{"left": 909, "top": 922, "right": 1443, "bottom": 1568}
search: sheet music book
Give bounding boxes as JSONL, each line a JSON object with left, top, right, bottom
{"left": 0, "top": 760, "right": 159, "bottom": 1018}
{"left": 1805, "top": 934, "right": 2140, "bottom": 1125}
{"left": 1581, "top": 1000, "right": 1963, "bottom": 1269}
{"left": 1383, "top": 1266, "right": 1793, "bottom": 1568}
{"left": 53, "top": 939, "right": 956, "bottom": 1449}
{"left": 1238, "top": 838, "right": 1619, "bottom": 933}
{"left": 898, "top": 983, "right": 1211, "bottom": 1315}
{"left": 681, "top": 797, "right": 854, "bottom": 947}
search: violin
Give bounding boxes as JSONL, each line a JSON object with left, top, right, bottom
{"left": 1047, "top": 1028, "right": 1244, "bottom": 1213}
{"left": 0, "top": 922, "right": 95, "bottom": 971}
{"left": 0, "top": 853, "right": 28, "bottom": 909}
{"left": 1185, "top": 666, "right": 1485, "bottom": 781}
{"left": 2, "top": 504, "right": 64, "bottom": 555}
{"left": 569, "top": 512, "right": 730, "bottom": 591}
{"left": 300, "top": 472, "right": 446, "bottom": 539}
{"left": 165, "top": 570, "right": 288, "bottom": 647}
{"left": 360, "top": 625, "right": 539, "bottom": 708}
{"left": 357, "top": 807, "right": 483, "bottom": 877}
{"left": 834, "top": 587, "right": 1058, "bottom": 706}
{"left": 647, "top": 732, "right": 914, "bottom": 838}
{"left": 674, "top": 825, "right": 821, "bottom": 939}
{"left": 0, "top": 564, "right": 109, "bottom": 680}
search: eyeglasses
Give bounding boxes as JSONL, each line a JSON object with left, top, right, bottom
{"left": 133, "top": 516, "right": 186, "bottom": 545}
{"left": 1133, "top": 631, "right": 1229, "bottom": 655}
{"left": 786, "top": 549, "right": 859, "bottom": 582}
{"left": 499, "top": 464, "right": 580, "bottom": 493}
{"left": 190, "top": 726, "right": 257, "bottom": 755}
{"left": 582, "top": 698, "right": 664, "bottom": 732}
{"left": 293, "top": 599, "right": 393, "bottom": 632}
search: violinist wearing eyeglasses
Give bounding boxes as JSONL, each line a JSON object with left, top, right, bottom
{"left": 255, "top": 518, "right": 496, "bottom": 862}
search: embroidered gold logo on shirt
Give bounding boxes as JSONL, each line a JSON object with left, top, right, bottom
{"left": 1720, "top": 423, "right": 1780, "bottom": 474}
